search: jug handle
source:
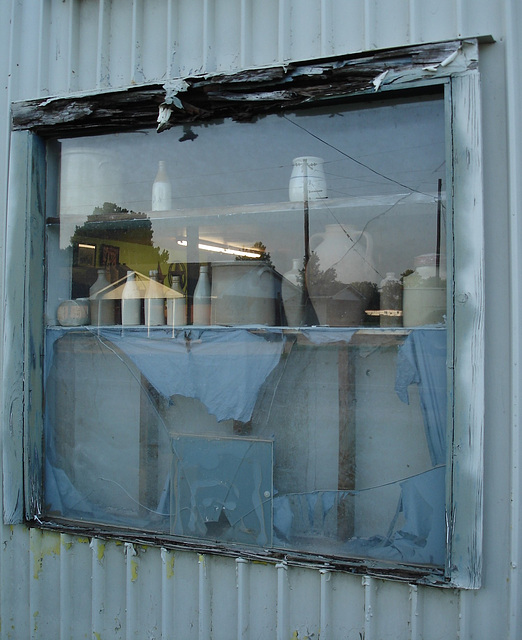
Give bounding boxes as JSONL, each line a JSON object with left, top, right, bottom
{"left": 309, "top": 232, "right": 325, "bottom": 252}
{"left": 361, "top": 230, "right": 373, "bottom": 258}
{"left": 257, "top": 265, "right": 273, "bottom": 278}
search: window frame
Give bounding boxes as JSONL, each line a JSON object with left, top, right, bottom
{"left": 2, "top": 40, "right": 484, "bottom": 588}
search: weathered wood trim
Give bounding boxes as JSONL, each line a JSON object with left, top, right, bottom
{"left": 24, "top": 134, "right": 46, "bottom": 519}
{"left": 447, "top": 71, "right": 485, "bottom": 589}
{"left": 11, "top": 39, "right": 479, "bottom": 137}
{"left": 2, "top": 132, "right": 30, "bottom": 523}
{"left": 2, "top": 131, "right": 46, "bottom": 524}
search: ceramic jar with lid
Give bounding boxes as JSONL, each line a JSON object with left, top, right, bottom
{"left": 402, "top": 254, "right": 446, "bottom": 326}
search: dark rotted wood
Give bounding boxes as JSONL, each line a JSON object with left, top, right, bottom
{"left": 11, "top": 40, "right": 470, "bottom": 137}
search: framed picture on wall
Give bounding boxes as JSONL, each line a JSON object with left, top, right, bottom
{"left": 101, "top": 244, "right": 120, "bottom": 267}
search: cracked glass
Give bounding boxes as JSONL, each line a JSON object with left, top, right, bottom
{"left": 44, "top": 95, "right": 449, "bottom": 568}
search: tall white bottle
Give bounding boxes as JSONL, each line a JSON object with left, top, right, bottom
{"left": 192, "top": 265, "right": 211, "bottom": 325}
{"left": 121, "top": 271, "right": 142, "bottom": 325}
{"left": 89, "top": 267, "right": 115, "bottom": 325}
{"left": 152, "top": 160, "right": 172, "bottom": 211}
{"left": 167, "top": 275, "right": 187, "bottom": 327}
{"left": 144, "top": 270, "right": 166, "bottom": 326}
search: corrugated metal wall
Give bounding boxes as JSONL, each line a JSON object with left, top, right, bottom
{"left": 1, "top": 1, "right": 521, "bottom": 638}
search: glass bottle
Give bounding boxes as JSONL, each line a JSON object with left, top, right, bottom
{"left": 152, "top": 160, "right": 172, "bottom": 211}
{"left": 89, "top": 267, "right": 115, "bottom": 325}
{"left": 144, "top": 270, "right": 166, "bottom": 326}
{"left": 192, "top": 265, "right": 211, "bottom": 325}
{"left": 167, "top": 275, "right": 186, "bottom": 327}
{"left": 121, "top": 271, "right": 142, "bottom": 325}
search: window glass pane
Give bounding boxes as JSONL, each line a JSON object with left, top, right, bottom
{"left": 44, "top": 96, "right": 448, "bottom": 567}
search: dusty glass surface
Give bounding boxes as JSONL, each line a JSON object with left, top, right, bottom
{"left": 44, "top": 97, "right": 448, "bottom": 567}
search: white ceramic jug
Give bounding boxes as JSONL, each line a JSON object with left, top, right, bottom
{"left": 211, "top": 261, "right": 276, "bottom": 325}
{"left": 308, "top": 224, "right": 377, "bottom": 285}
{"left": 289, "top": 156, "right": 327, "bottom": 201}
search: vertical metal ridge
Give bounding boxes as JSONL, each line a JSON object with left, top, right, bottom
{"left": 364, "top": 0, "right": 374, "bottom": 50}
{"left": 37, "top": 0, "right": 50, "bottom": 95}
{"left": 91, "top": 538, "right": 105, "bottom": 639}
{"left": 408, "top": 0, "right": 418, "bottom": 43}
{"left": 320, "top": 0, "right": 332, "bottom": 57}
{"left": 67, "top": 0, "right": 80, "bottom": 92}
{"left": 363, "top": 575, "right": 375, "bottom": 640}
{"left": 240, "top": 0, "right": 252, "bottom": 69}
{"left": 166, "top": 0, "right": 178, "bottom": 79}
{"left": 131, "top": 0, "right": 145, "bottom": 84}
{"left": 198, "top": 554, "right": 211, "bottom": 639}
{"left": 408, "top": 584, "right": 420, "bottom": 640}
{"left": 276, "top": 561, "right": 288, "bottom": 640}
{"left": 506, "top": 0, "right": 522, "bottom": 637}
{"left": 202, "top": 0, "right": 215, "bottom": 72}
{"left": 278, "top": 0, "right": 289, "bottom": 62}
{"left": 457, "top": 589, "right": 470, "bottom": 640}
{"left": 236, "top": 558, "right": 249, "bottom": 640}
{"left": 59, "top": 534, "right": 73, "bottom": 640}
{"left": 125, "top": 542, "right": 139, "bottom": 639}
{"left": 161, "top": 548, "right": 176, "bottom": 637}
{"left": 319, "top": 569, "right": 332, "bottom": 640}
{"left": 96, "top": 0, "right": 111, "bottom": 89}
{"left": 455, "top": 0, "right": 464, "bottom": 35}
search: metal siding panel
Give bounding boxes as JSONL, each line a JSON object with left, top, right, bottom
{"left": 372, "top": 580, "right": 411, "bottom": 640}
{"left": 170, "top": 551, "right": 200, "bottom": 640}
{"left": 0, "top": 525, "right": 32, "bottom": 639}
{"left": 141, "top": 0, "right": 169, "bottom": 82}
{"left": 10, "top": 0, "right": 40, "bottom": 100}
{"left": 418, "top": 585, "right": 460, "bottom": 640}
{"left": 366, "top": 0, "right": 411, "bottom": 50}
{"left": 329, "top": 573, "right": 365, "bottom": 639}
{"left": 329, "top": 1, "right": 366, "bottom": 57}
{"left": 176, "top": 0, "right": 206, "bottom": 76}
{"left": 286, "top": 0, "right": 323, "bottom": 62}
{"left": 205, "top": 555, "right": 238, "bottom": 640}
{"left": 106, "top": 0, "right": 134, "bottom": 88}
{"left": 506, "top": 1, "right": 522, "bottom": 636}
{"left": 284, "top": 566, "right": 322, "bottom": 639}
{"left": 101, "top": 540, "right": 128, "bottom": 638}
{"left": 96, "top": 0, "right": 112, "bottom": 88}
{"left": 59, "top": 535, "right": 92, "bottom": 640}
{"left": 29, "top": 529, "right": 61, "bottom": 639}
{"left": 414, "top": 1, "right": 459, "bottom": 44}
{"left": 76, "top": 0, "right": 101, "bottom": 92}
{"left": 214, "top": 0, "right": 242, "bottom": 72}
{"left": 242, "top": 560, "right": 278, "bottom": 640}
{"left": 250, "top": 0, "right": 279, "bottom": 67}
{"left": 44, "top": 0, "right": 74, "bottom": 96}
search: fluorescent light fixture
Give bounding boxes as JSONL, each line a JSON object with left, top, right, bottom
{"left": 177, "top": 239, "right": 261, "bottom": 259}
{"left": 78, "top": 243, "right": 96, "bottom": 250}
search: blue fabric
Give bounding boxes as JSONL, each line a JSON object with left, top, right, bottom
{"left": 395, "top": 329, "right": 447, "bottom": 465}
{"left": 46, "top": 326, "right": 285, "bottom": 423}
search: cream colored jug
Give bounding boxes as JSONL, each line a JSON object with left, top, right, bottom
{"left": 309, "top": 224, "right": 377, "bottom": 285}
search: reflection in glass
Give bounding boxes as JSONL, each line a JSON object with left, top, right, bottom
{"left": 44, "top": 96, "right": 449, "bottom": 568}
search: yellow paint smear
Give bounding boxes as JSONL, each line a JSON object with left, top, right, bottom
{"left": 166, "top": 553, "right": 175, "bottom": 579}
{"left": 30, "top": 531, "right": 61, "bottom": 580}
{"left": 131, "top": 558, "right": 139, "bottom": 582}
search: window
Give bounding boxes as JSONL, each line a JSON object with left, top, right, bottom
{"left": 5, "top": 41, "right": 484, "bottom": 587}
